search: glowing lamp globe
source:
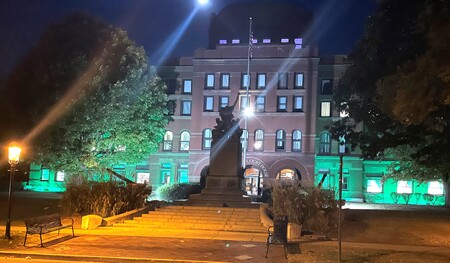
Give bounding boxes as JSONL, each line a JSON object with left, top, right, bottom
{"left": 8, "top": 145, "right": 21, "bottom": 165}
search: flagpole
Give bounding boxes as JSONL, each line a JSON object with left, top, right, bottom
{"left": 243, "top": 17, "right": 252, "bottom": 171}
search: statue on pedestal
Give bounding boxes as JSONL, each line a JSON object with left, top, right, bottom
{"left": 212, "top": 95, "right": 242, "bottom": 141}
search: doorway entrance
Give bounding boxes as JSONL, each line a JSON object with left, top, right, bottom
{"left": 244, "top": 167, "right": 263, "bottom": 195}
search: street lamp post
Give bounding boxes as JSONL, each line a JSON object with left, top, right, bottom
{"left": 5, "top": 144, "right": 21, "bottom": 240}
{"left": 242, "top": 17, "right": 253, "bottom": 169}
{"left": 338, "top": 135, "right": 346, "bottom": 263}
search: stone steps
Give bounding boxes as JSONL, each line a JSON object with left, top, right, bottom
{"left": 112, "top": 205, "right": 266, "bottom": 234}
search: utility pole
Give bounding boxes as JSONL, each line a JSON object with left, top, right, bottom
{"left": 338, "top": 135, "right": 346, "bottom": 263}
{"left": 242, "top": 17, "right": 252, "bottom": 169}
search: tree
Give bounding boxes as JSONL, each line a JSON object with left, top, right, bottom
{"left": 332, "top": 0, "right": 450, "bottom": 187}
{"left": 1, "top": 13, "right": 169, "bottom": 177}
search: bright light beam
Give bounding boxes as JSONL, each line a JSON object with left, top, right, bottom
{"left": 198, "top": 0, "right": 209, "bottom": 5}
{"left": 152, "top": 6, "right": 200, "bottom": 65}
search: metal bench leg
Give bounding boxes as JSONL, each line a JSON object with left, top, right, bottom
{"left": 283, "top": 244, "right": 288, "bottom": 259}
{"left": 57, "top": 229, "right": 60, "bottom": 236}
{"left": 71, "top": 225, "right": 75, "bottom": 237}
{"left": 23, "top": 233, "right": 28, "bottom": 246}
{"left": 265, "top": 243, "right": 270, "bottom": 258}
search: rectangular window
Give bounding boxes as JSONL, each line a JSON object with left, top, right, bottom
{"left": 182, "top": 79, "right": 192, "bottom": 94}
{"left": 255, "top": 95, "right": 265, "bottom": 112}
{"left": 257, "top": 73, "right": 266, "bottom": 89}
{"left": 136, "top": 172, "right": 150, "bottom": 184}
{"left": 428, "top": 181, "right": 444, "bottom": 195}
{"left": 181, "top": 100, "right": 192, "bottom": 115}
{"left": 277, "top": 96, "right": 287, "bottom": 112}
{"left": 240, "top": 96, "right": 249, "bottom": 111}
{"left": 41, "top": 168, "right": 50, "bottom": 181}
{"left": 205, "top": 74, "right": 215, "bottom": 89}
{"left": 241, "top": 73, "right": 250, "bottom": 89}
{"left": 295, "top": 73, "right": 304, "bottom": 89}
{"left": 320, "top": 101, "right": 331, "bottom": 117}
{"left": 278, "top": 72, "right": 288, "bottom": 89}
{"left": 321, "top": 79, "right": 333, "bottom": 94}
{"left": 55, "top": 171, "right": 65, "bottom": 182}
{"left": 219, "top": 96, "right": 229, "bottom": 109}
{"left": 221, "top": 73, "right": 230, "bottom": 89}
{"left": 165, "top": 79, "right": 176, "bottom": 94}
{"left": 342, "top": 177, "right": 348, "bottom": 191}
{"left": 367, "top": 179, "right": 383, "bottom": 193}
{"left": 397, "top": 180, "right": 413, "bottom": 194}
{"left": 293, "top": 96, "right": 303, "bottom": 112}
{"left": 167, "top": 100, "right": 176, "bottom": 116}
{"left": 204, "top": 96, "right": 214, "bottom": 112}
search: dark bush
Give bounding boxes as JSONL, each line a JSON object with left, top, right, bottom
{"left": 61, "top": 174, "right": 151, "bottom": 217}
{"left": 153, "top": 183, "right": 202, "bottom": 202}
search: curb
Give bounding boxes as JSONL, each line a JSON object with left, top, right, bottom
{"left": 0, "top": 251, "right": 231, "bottom": 263}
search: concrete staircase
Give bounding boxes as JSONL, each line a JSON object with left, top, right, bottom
{"left": 113, "top": 205, "right": 267, "bottom": 235}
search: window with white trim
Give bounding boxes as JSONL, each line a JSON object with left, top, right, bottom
{"left": 276, "top": 129, "right": 286, "bottom": 151}
{"left": 254, "top": 129, "right": 264, "bottom": 151}
{"left": 163, "top": 131, "right": 173, "bottom": 151}
{"left": 204, "top": 96, "right": 214, "bottom": 112}
{"left": 320, "top": 101, "right": 331, "bottom": 117}
{"left": 292, "top": 130, "right": 302, "bottom": 152}
{"left": 257, "top": 73, "right": 266, "bottom": 89}
{"left": 294, "top": 73, "right": 304, "bottom": 89}
{"left": 182, "top": 79, "right": 192, "bottom": 94}
{"left": 181, "top": 100, "right": 191, "bottom": 115}
{"left": 202, "top": 129, "right": 212, "bottom": 149}
{"left": 220, "top": 73, "right": 230, "bottom": 89}
{"left": 205, "top": 74, "right": 215, "bottom": 89}
{"left": 180, "top": 131, "right": 190, "bottom": 151}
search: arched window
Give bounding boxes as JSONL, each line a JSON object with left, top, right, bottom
{"left": 254, "top": 129, "right": 264, "bottom": 151}
{"left": 180, "top": 131, "right": 190, "bottom": 151}
{"left": 240, "top": 129, "right": 248, "bottom": 149}
{"left": 276, "top": 129, "right": 286, "bottom": 151}
{"left": 276, "top": 169, "right": 295, "bottom": 180}
{"left": 292, "top": 130, "right": 302, "bottom": 152}
{"left": 319, "top": 132, "right": 331, "bottom": 154}
{"left": 163, "top": 131, "right": 173, "bottom": 151}
{"left": 202, "top": 129, "right": 212, "bottom": 149}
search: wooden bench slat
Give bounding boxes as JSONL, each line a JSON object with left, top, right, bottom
{"left": 23, "top": 213, "right": 75, "bottom": 247}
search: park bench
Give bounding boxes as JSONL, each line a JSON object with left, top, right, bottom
{"left": 23, "top": 213, "right": 75, "bottom": 247}
{"left": 265, "top": 216, "right": 288, "bottom": 259}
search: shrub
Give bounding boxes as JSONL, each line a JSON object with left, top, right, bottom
{"left": 61, "top": 174, "right": 151, "bottom": 217}
{"left": 152, "top": 183, "right": 202, "bottom": 202}
{"left": 268, "top": 180, "right": 338, "bottom": 234}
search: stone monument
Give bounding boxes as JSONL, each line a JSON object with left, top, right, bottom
{"left": 188, "top": 95, "right": 253, "bottom": 207}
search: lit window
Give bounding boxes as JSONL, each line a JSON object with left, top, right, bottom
{"left": 219, "top": 96, "right": 229, "bottom": 109}
{"left": 182, "top": 79, "right": 192, "bottom": 94}
{"left": 428, "top": 181, "right": 444, "bottom": 195}
{"left": 257, "top": 73, "right": 266, "bottom": 89}
{"left": 163, "top": 131, "right": 173, "bottom": 151}
{"left": 295, "top": 73, "right": 304, "bottom": 89}
{"left": 41, "top": 168, "right": 50, "bottom": 181}
{"left": 221, "top": 74, "right": 230, "bottom": 89}
{"left": 240, "top": 129, "right": 248, "bottom": 149}
{"left": 321, "top": 79, "right": 332, "bottom": 94}
{"left": 292, "top": 130, "right": 302, "bottom": 152}
{"left": 276, "top": 129, "right": 286, "bottom": 151}
{"left": 181, "top": 100, "right": 191, "bottom": 115}
{"left": 397, "top": 180, "right": 413, "bottom": 194}
{"left": 277, "top": 169, "right": 294, "bottom": 180}
{"left": 254, "top": 129, "right": 264, "bottom": 151}
{"left": 340, "top": 102, "right": 349, "bottom": 117}
{"left": 255, "top": 96, "right": 265, "bottom": 112}
{"left": 205, "top": 74, "right": 215, "bottom": 89}
{"left": 277, "top": 96, "right": 287, "bottom": 112}
{"left": 319, "top": 132, "right": 331, "bottom": 154}
{"left": 293, "top": 96, "right": 303, "bottom": 112}
{"left": 137, "top": 173, "right": 150, "bottom": 184}
{"left": 367, "top": 179, "right": 383, "bottom": 193}
{"left": 320, "top": 101, "right": 331, "bottom": 117}
{"left": 278, "top": 72, "right": 288, "bottom": 89}
{"left": 180, "top": 131, "right": 190, "bottom": 151}
{"left": 202, "top": 129, "right": 212, "bottom": 149}
{"left": 56, "top": 171, "right": 65, "bottom": 182}
{"left": 241, "top": 73, "right": 250, "bottom": 89}
{"left": 240, "top": 96, "right": 249, "bottom": 111}
{"left": 204, "top": 96, "right": 214, "bottom": 112}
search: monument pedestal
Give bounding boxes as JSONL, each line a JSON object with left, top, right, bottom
{"left": 187, "top": 137, "right": 255, "bottom": 208}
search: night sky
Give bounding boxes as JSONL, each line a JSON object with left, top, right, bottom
{"left": 0, "top": 0, "right": 376, "bottom": 78}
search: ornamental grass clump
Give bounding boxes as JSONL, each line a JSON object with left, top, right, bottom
{"left": 268, "top": 180, "right": 339, "bottom": 234}
{"left": 61, "top": 173, "right": 151, "bottom": 217}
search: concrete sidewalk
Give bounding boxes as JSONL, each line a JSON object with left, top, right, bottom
{"left": 1, "top": 226, "right": 450, "bottom": 263}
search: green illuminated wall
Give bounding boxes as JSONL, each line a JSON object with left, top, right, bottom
{"left": 314, "top": 157, "right": 446, "bottom": 206}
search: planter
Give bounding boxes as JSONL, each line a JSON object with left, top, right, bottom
{"left": 287, "top": 222, "right": 302, "bottom": 241}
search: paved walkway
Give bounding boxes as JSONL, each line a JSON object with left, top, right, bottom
{"left": 1, "top": 225, "right": 450, "bottom": 263}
